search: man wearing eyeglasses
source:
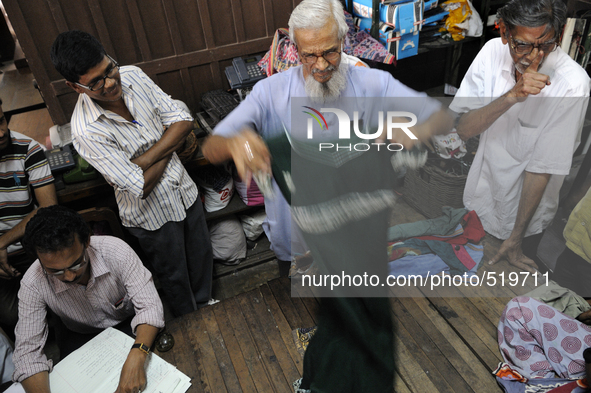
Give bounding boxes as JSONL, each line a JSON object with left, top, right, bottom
{"left": 12, "top": 205, "right": 164, "bottom": 393}
{"left": 449, "top": 0, "right": 591, "bottom": 274}
{"left": 50, "top": 31, "right": 213, "bottom": 318}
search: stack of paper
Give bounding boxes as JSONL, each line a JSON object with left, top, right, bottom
{"left": 47, "top": 327, "right": 191, "bottom": 393}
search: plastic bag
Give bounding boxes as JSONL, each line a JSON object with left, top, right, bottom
{"left": 194, "top": 165, "right": 234, "bottom": 212}
{"left": 209, "top": 215, "right": 247, "bottom": 264}
{"left": 239, "top": 210, "right": 267, "bottom": 241}
{"left": 440, "top": 0, "right": 482, "bottom": 41}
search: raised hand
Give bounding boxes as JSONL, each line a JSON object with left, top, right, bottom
{"left": 507, "top": 51, "right": 551, "bottom": 102}
{"left": 227, "top": 129, "right": 271, "bottom": 186}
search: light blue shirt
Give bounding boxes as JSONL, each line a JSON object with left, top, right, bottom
{"left": 213, "top": 65, "right": 440, "bottom": 260}
{"left": 71, "top": 66, "right": 197, "bottom": 230}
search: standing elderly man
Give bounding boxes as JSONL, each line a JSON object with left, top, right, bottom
{"left": 12, "top": 205, "right": 164, "bottom": 393}
{"left": 202, "top": 0, "right": 453, "bottom": 391}
{"left": 450, "top": 0, "right": 591, "bottom": 273}
{"left": 50, "top": 31, "right": 213, "bottom": 317}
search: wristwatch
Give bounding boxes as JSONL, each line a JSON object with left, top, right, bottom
{"left": 131, "top": 343, "right": 150, "bottom": 355}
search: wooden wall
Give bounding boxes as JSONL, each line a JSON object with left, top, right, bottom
{"left": 3, "top": 0, "right": 301, "bottom": 125}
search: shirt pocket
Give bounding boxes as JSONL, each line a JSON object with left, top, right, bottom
{"left": 506, "top": 120, "right": 539, "bottom": 160}
{"left": 109, "top": 293, "right": 132, "bottom": 318}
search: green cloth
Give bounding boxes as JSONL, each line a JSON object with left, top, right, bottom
{"left": 525, "top": 280, "right": 591, "bottom": 319}
{"left": 387, "top": 206, "right": 468, "bottom": 241}
{"left": 266, "top": 132, "right": 395, "bottom": 392}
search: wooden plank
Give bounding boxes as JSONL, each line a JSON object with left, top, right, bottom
{"left": 427, "top": 296, "right": 502, "bottom": 370}
{"left": 223, "top": 297, "right": 274, "bottom": 393}
{"left": 394, "top": 330, "right": 445, "bottom": 393}
{"left": 392, "top": 303, "right": 463, "bottom": 393}
{"left": 391, "top": 298, "right": 475, "bottom": 393}
{"left": 125, "top": 0, "right": 152, "bottom": 61}
{"left": 200, "top": 306, "right": 242, "bottom": 392}
{"left": 212, "top": 302, "right": 259, "bottom": 393}
{"left": 1, "top": 0, "right": 67, "bottom": 124}
{"left": 46, "top": 0, "right": 68, "bottom": 32}
{"left": 197, "top": 0, "right": 216, "bottom": 49}
{"left": 394, "top": 370, "right": 412, "bottom": 393}
{"left": 276, "top": 277, "right": 316, "bottom": 327}
{"left": 165, "top": 318, "right": 204, "bottom": 393}
{"left": 184, "top": 310, "right": 227, "bottom": 392}
{"left": 88, "top": 0, "right": 116, "bottom": 56}
{"left": 261, "top": 0, "right": 275, "bottom": 37}
{"left": 259, "top": 284, "right": 304, "bottom": 374}
{"left": 433, "top": 285, "right": 499, "bottom": 340}
{"left": 230, "top": 0, "right": 246, "bottom": 42}
{"left": 246, "top": 289, "right": 301, "bottom": 384}
{"left": 236, "top": 291, "right": 292, "bottom": 392}
{"left": 288, "top": 279, "right": 320, "bottom": 325}
{"left": 396, "top": 294, "right": 500, "bottom": 391}
{"left": 268, "top": 278, "right": 305, "bottom": 330}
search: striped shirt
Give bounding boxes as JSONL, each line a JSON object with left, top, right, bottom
{"left": 0, "top": 131, "right": 53, "bottom": 255}
{"left": 71, "top": 66, "right": 197, "bottom": 230}
{"left": 12, "top": 236, "right": 165, "bottom": 382}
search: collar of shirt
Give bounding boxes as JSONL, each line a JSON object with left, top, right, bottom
{"left": 48, "top": 241, "right": 111, "bottom": 294}
{"left": 80, "top": 81, "right": 136, "bottom": 125}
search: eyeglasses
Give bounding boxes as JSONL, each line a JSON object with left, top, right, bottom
{"left": 299, "top": 49, "right": 341, "bottom": 65}
{"left": 44, "top": 249, "right": 88, "bottom": 277}
{"left": 509, "top": 35, "right": 557, "bottom": 56}
{"left": 75, "top": 55, "right": 120, "bottom": 91}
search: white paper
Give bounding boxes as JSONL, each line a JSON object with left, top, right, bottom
{"left": 4, "top": 382, "right": 25, "bottom": 393}
{"left": 49, "top": 328, "right": 191, "bottom": 393}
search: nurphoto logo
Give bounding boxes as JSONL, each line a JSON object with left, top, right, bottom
{"left": 302, "top": 106, "right": 418, "bottom": 151}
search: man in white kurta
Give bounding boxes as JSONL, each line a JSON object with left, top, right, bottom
{"left": 450, "top": 0, "right": 590, "bottom": 273}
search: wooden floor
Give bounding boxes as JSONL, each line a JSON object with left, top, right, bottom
{"left": 155, "top": 199, "right": 538, "bottom": 393}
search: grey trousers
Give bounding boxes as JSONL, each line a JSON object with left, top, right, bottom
{"left": 127, "top": 200, "right": 213, "bottom": 317}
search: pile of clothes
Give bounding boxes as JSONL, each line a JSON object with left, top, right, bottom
{"left": 388, "top": 206, "right": 486, "bottom": 277}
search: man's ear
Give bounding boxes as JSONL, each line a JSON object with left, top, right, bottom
{"left": 65, "top": 80, "right": 84, "bottom": 94}
{"left": 499, "top": 20, "right": 509, "bottom": 45}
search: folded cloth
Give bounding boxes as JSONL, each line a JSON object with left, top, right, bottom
{"left": 524, "top": 280, "right": 591, "bottom": 319}
{"left": 387, "top": 206, "right": 468, "bottom": 241}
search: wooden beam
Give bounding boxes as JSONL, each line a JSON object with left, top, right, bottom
{"left": 50, "top": 37, "right": 274, "bottom": 97}
{"left": 125, "top": 0, "right": 152, "bottom": 61}
{"left": 2, "top": 0, "right": 67, "bottom": 124}
{"left": 87, "top": 0, "right": 116, "bottom": 56}
{"left": 46, "top": 0, "right": 68, "bottom": 32}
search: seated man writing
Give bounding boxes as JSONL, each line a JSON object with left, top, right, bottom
{"left": 12, "top": 205, "right": 164, "bottom": 393}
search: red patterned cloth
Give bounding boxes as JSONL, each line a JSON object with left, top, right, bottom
{"left": 498, "top": 296, "right": 591, "bottom": 382}
{"left": 258, "top": 11, "right": 395, "bottom": 75}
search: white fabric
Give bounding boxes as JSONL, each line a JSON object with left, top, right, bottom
{"left": 0, "top": 330, "right": 14, "bottom": 385}
{"left": 450, "top": 38, "right": 591, "bottom": 239}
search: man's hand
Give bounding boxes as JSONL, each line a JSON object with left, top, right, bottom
{"left": 0, "top": 248, "right": 19, "bottom": 279}
{"left": 381, "top": 110, "right": 453, "bottom": 151}
{"left": 577, "top": 309, "right": 591, "bottom": 325}
{"left": 488, "top": 237, "right": 538, "bottom": 274}
{"left": 226, "top": 129, "right": 271, "bottom": 185}
{"left": 507, "top": 52, "right": 551, "bottom": 103}
{"left": 114, "top": 350, "right": 147, "bottom": 393}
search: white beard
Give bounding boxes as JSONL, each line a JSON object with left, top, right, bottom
{"left": 304, "top": 62, "right": 349, "bottom": 104}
